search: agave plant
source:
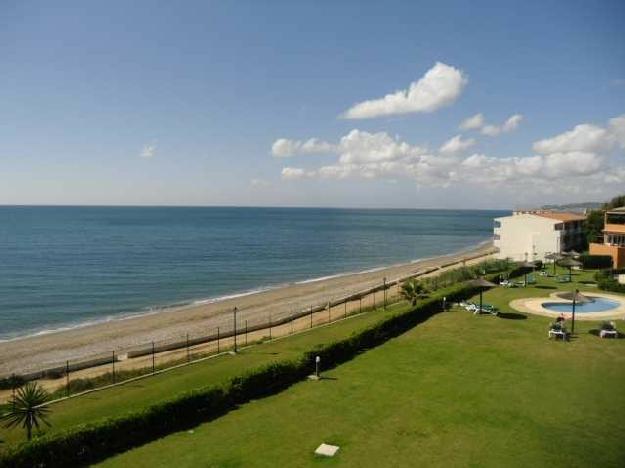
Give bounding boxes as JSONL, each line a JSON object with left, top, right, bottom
{"left": 400, "top": 278, "right": 429, "bottom": 306}
{"left": 1, "top": 382, "right": 51, "bottom": 440}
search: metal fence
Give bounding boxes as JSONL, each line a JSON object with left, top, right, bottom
{"left": 0, "top": 250, "right": 492, "bottom": 401}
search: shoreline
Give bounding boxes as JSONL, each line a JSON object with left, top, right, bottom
{"left": 0, "top": 241, "right": 494, "bottom": 377}
{"left": 0, "top": 239, "right": 492, "bottom": 345}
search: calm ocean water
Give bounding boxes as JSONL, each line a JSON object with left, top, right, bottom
{"left": 0, "top": 206, "right": 507, "bottom": 340}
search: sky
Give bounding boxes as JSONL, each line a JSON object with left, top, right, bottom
{"left": 1, "top": 0, "right": 624, "bottom": 209}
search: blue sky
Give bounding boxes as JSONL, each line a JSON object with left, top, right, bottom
{"left": 1, "top": 0, "right": 624, "bottom": 208}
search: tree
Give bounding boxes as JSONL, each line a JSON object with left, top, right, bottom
{"left": 400, "top": 279, "right": 428, "bottom": 306}
{"left": 1, "top": 382, "right": 51, "bottom": 440}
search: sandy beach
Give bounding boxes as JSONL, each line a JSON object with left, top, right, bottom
{"left": 0, "top": 242, "right": 494, "bottom": 379}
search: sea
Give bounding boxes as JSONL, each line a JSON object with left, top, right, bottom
{"left": 0, "top": 206, "right": 508, "bottom": 341}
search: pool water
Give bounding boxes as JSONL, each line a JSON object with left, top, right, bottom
{"left": 542, "top": 297, "right": 621, "bottom": 313}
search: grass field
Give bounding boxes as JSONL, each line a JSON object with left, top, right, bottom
{"left": 0, "top": 300, "right": 406, "bottom": 447}
{"left": 96, "top": 268, "right": 625, "bottom": 467}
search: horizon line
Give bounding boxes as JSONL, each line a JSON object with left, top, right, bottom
{"left": 0, "top": 203, "right": 514, "bottom": 211}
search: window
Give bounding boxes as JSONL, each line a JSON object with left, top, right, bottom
{"left": 494, "top": 220, "right": 501, "bottom": 228}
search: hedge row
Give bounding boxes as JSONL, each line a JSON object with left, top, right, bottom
{"left": 0, "top": 275, "right": 506, "bottom": 468}
{"left": 580, "top": 254, "right": 613, "bottom": 270}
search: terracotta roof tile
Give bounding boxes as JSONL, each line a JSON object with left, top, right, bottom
{"left": 534, "top": 211, "right": 586, "bottom": 222}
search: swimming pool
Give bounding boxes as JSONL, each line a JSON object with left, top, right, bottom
{"left": 542, "top": 297, "right": 621, "bottom": 313}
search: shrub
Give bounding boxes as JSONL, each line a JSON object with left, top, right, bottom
{"left": 580, "top": 254, "right": 613, "bottom": 270}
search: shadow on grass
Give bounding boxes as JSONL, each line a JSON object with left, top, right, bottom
{"left": 497, "top": 312, "right": 528, "bottom": 320}
{"left": 535, "top": 285, "right": 557, "bottom": 290}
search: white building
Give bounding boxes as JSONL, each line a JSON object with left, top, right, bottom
{"left": 493, "top": 210, "right": 586, "bottom": 262}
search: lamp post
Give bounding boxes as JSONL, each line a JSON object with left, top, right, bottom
{"left": 315, "top": 355, "right": 321, "bottom": 378}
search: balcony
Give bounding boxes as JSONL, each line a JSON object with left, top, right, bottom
{"left": 604, "top": 223, "right": 625, "bottom": 235}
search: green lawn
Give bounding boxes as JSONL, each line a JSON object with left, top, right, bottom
{"left": 0, "top": 301, "right": 405, "bottom": 447}
{"left": 97, "top": 268, "right": 625, "bottom": 467}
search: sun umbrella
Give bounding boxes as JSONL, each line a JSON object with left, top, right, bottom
{"left": 545, "top": 252, "right": 563, "bottom": 275}
{"left": 557, "top": 257, "right": 582, "bottom": 281}
{"left": 519, "top": 261, "right": 537, "bottom": 286}
{"left": 556, "top": 290, "right": 591, "bottom": 334}
{"left": 467, "top": 278, "right": 497, "bottom": 314}
{"left": 562, "top": 250, "right": 581, "bottom": 258}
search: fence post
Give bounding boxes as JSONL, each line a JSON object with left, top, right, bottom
{"left": 112, "top": 351, "right": 116, "bottom": 383}
{"left": 65, "top": 360, "right": 70, "bottom": 397}
{"left": 290, "top": 310, "right": 294, "bottom": 334}
{"left": 11, "top": 373, "right": 16, "bottom": 410}
{"left": 327, "top": 301, "right": 331, "bottom": 322}
{"left": 359, "top": 297, "right": 362, "bottom": 313}
{"left": 186, "top": 333, "right": 190, "bottom": 362}
{"left": 245, "top": 319, "right": 248, "bottom": 345}
{"left": 383, "top": 277, "right": 387, "bottom": 310}
{"left": 233, "top": 306, "right": 238, "bottom": 353}
{"left": 217, "top": 327, "right": 220, "bottom": 353}
{"left": 310, "top": 305, "right": 313, "bottom": 328}
{"left": 344, "top": 300, "right": 347, "bottom": 318}
{"left": 269, "top": 313, "right": 272, "bottom": 340}
{"left": 151, "top": 341, "right": 155, "bottom": 374}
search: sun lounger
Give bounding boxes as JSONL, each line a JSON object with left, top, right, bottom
{"left": 599, "top": 321, "right": 619, "bottom": 338}
{"left": 548, "top": 329, "right": 567, "bottom": 340}
{"left": 600, "top": 329, "right": 618, "bottom": 338}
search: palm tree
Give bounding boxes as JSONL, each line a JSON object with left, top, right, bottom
{"left": 400, "top": 279, "right": 429, "bottom": 306}
{"left": 1, "top": 382, "right": 51, "bottom": 440}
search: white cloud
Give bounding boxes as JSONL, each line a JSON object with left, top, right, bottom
{"left": 272, "top": 115, "right": 625, "bottom": 195}
{"left": 480, "top": 114, "right": 523, "bottom": 136}
{"left": 459, "top": 113, "right": 484, "bottom": 130}
{"left": 543, "top": 151, "right": 603, "bottom": 177}
{"left": 460, "top": 113, "right": 523, "bottom": 136}
{"left": 281, "top": 167, "right": 309, "bottom": 180}
{"left": 250, "top": 178, "right": 271, "bottom": 188}
{"left": 608, "top": 115, "right": 625, "bottom": 149}
{"left": 341, "top": 62, "right": 467, "bottom": 119}
{"left": 337, "top": 129, "right": 426, "bottom": 164}
{"left": 502, "top": 114, "right": 523, "bottom": 132}
{"left": 533, "top": 123, "right": 614, "bottom": 154}
{"left": 140, "top": 144, "right": 156, "bottom": 158}
{"left": 439, "top": 135, "right": 475, "bottom": 155}
{"left": 273, "top": 129, "right": 427, "bottom": 164}
{"left": 271, "top": 138, "right": 335, "bottom": 157}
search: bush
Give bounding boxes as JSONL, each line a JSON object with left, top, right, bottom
{"left": 0, "top": 271, "right": 509, "bottom": 467}
{"left": 597, "top": 278, "right": 625, "bottom": 293}
{"left": 580, "top": 254, "right": 613, "bottom": 270}
{"left": 422, "top": 259, "right": 512, "bottom": 292}
{"left": 0, "top": 375, "right": 25, "bottom": 391}
{"left": 594, "top": 270, "right": 625, "bottom": 293}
